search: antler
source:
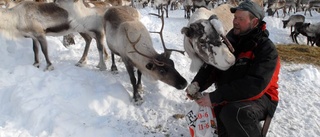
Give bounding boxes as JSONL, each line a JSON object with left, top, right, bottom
{"left": 125, "top": 28, "right": 165, "bottom": 66}
{"left": 125, "top": 28, "right": 150, "bottom": 58}
{"left": 221, "top": 35, "right": 235, "bottom": 53}
{"left": 149, "top": 12, "right": 185, "bottom": 58}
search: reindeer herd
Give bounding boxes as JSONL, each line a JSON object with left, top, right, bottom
{"left": 0, "top": 0, "right": 319, "bottom": 104}
{"left": 136, "top": 0, "right": 320, "bottom": 47}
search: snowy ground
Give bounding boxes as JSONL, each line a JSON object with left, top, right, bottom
{"left": 0, "top": 6, "right": 320, "bottom": 137}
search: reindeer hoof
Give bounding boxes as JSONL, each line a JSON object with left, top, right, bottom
{"left": 33, "top": 63, "right": 40, "bottom": 68}
{"left": 133, "top": 98, "right": 144, "bottom": 106}
{"left": 97, "top": 66, "right": 107, "bottom": 71}
{"left": 133, "top": 93, "right": 144, "bottom": 105}
{"left": 45, "top": 65, "right": 54, "bottom": 71}
{"left": 111, "top": 65, "right": 118, "bottom": 72}
{"left": 96, "top": 62, "right": 107, "bottom": 71}
{"left": 138, "top": 85, "right": 143, "bottom": 93}
{"left": 75, "top": 61, "right": 87, "bottom": 67}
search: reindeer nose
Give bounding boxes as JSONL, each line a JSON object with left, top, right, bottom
{"left": 176, "top": 79, "right": 188, "bottom": 89}
{"left": 226, "top": 54, "right": 236, "bottom": 65}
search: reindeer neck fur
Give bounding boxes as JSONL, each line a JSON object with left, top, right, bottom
{"left": 0, "top": 8, "right": 22, "bottom": 39}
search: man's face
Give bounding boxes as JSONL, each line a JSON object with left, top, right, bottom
{"left": 232, "top": 10, "right": 257, "bottom": 35}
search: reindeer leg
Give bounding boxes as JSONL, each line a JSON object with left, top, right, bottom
{"left": 37, "top": 35, "right": 53, "bottom": 71}
{"left": 103, "top": 46, "right": 109, "bottom": 61}
{"left": 165, "top": 5, "right": 169, "bottom": 18}
{"left": 294, "top": 33, "right": 300, "bottom": 44}
{"left": 32, "top": 39, "right": 40, "bottom": 68}
{"left": 124, "top": 60, "right": 143, "bottom": 105}
{"left": 94, "top": 31, "right": 107, "bottom": 71}
{"left": 137, "top": 70, "right": 143, "bottom": 92}
{"left": 158, "top": 6, "right": 161, "bottom": 16}
{"left": 291, "top": 31, "right": 295, "bottom": 42}
{"left": 111, "top": 53, "right": 118, "bottom": 73}
{"left": 76, "top": 33, "right": 92, "bottom": 67}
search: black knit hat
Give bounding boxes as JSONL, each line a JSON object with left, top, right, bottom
{"left": 230, "top": 0, "right": 265, "bottom": 20}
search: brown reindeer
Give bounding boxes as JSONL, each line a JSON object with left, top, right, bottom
{"left": 104, "top": 6, "right": 187, "bottom": 105}
{"left": 267, "top": 0, "right": 287, "bottom": 17}
{"left": 0, "top": 1, "right": 71, "bottom": 70}
{"left": 267, "top": 0, "right": 297, "bottom": 18}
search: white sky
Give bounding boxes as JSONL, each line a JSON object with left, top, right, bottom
{"left": 0, "top": 5, "right": 320, "bottom": 137}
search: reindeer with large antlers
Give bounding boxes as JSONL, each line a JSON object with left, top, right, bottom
{"left": 104, "top": 6, "right": 187, "bottom": 105}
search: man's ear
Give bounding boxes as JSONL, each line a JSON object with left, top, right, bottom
{"left": 146, "top": 63, "right": 154, "bottom": 70}
{"left": 253, "top": 18, "right": 260, "bottom": 27}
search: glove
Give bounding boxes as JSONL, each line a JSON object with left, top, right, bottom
{"left": 186, "top": 82, "right": 203, "bottom": 100}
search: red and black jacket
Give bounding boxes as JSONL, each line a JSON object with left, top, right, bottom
{"left": 192, "top": 24, "right": 280, "bottom": 115}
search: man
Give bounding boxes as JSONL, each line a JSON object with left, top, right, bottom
{"left": 186, "top": 0, "right": 281, "bottom": 136}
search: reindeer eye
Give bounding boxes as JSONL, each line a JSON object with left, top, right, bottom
{"left": 201, "top": 44, "right": 208, "bottom": 49}
{"left": 159, "top": 68, "right": 166, "bottom": 74}
{"left": 199, "top": 38, "right": 206, "bottom": 43}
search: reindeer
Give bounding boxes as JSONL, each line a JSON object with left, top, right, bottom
{"left": 54, "top": 0, "right": 109, "bottom": 71}
{"left": 284, "top": 0, "right": 297, "bottom": 15}
{"left": 62, "top": 0, "right": 117, "bottom": 47}
{"left": 170, "top": 0, "right": 180, "bottom": 10}
{"left": 267, "top": 0, "right": 287, "bottom": 18}
{"left": 153, "top": 0, "right": 171, "bottom": 18}
{"left": 292, "top": 22, "right": 320, "bottom": 46}
{"left": 282, "top": 14, "right": 305, "bottom": 36}
{"left": 191, "top": 0, "right": 212, "bottom": 12}
{"left": 227, "top": 0, "right": 265, "bottom": 7}
{"left": 304, "top": 0, "right": 320, "bottom": 16}
{"left": 211, "top": 4, "right": 234, "bottom": 33}
{"left": 296, "top": 0, "right": 309, "bottom": 12}
{"left": 0, "top": 0, "right": 108, "bottom": 71}
{"left": 181, "top": 7, "right": 235, "bottom": 72}
{"left": 183, "top": 0, "right": 193, "bottom": 19}
{"left": 0, "top": 1, "right": 73, "bottom": 70}
{"left": 104, "top": 6, "right": 187, "bottom": 105}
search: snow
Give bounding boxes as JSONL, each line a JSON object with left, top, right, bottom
{"left": 0, "top": 6, "right": 320, "bottom": 137}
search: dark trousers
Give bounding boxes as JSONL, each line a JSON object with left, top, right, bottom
{"left": 214, "top": 95, "right": 277, "bottom": 137}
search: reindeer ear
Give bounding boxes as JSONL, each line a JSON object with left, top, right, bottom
{"left": 146, "top": 63, "right": 154, "bottom": 70}
{"left": 209, "top": 15, "right": 225, "bottom": 36}
{"left": 181, "top": 27, "right": 193, "bottom": 37}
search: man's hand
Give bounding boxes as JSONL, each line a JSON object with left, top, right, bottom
{"left": 186, "top": 82, "right": 200, "bottom": 95}
{"left": 195, "top": 93, "right": 212, "bottom": 107}
{"left": 185, "top": 82, "right": 202, "bottom": 100}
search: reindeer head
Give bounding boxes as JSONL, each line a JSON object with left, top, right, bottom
{"left": 145, "top": 53, "right": 188, "bottom": 89}
{"left": 181, "top": 15, "right": 235, "bottom": 71}
{"left": 282, "top": 20, "right": 289, "bottom": 28}
{"left": 125, "top": 29, "right": 187, "bottom": 90}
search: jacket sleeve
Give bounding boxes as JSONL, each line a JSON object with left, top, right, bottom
{"left": 209, "top": 39, "right": 279, "bottom": 104}
{"left": 191, "top": 64, "right": 217, "bottom": 92}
